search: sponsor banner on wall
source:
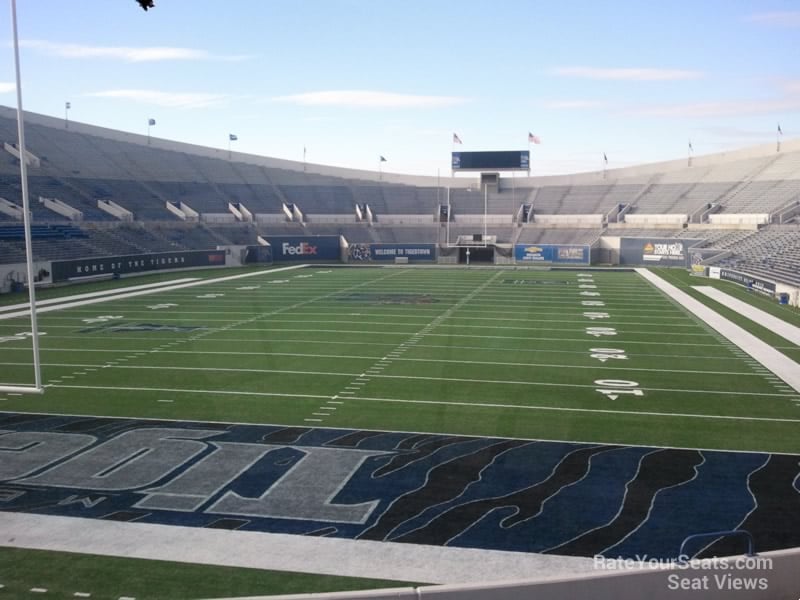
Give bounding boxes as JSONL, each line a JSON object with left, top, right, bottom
{"left": 514, "top": 244, "right": 590, "bottom": 264}
{"left": 370, "top": 244, "right": 436, "bottom": 262}
{"left": 719, "top": 268, "right": 776, "bottom": 295}
{"left": 51, "top": 250, "right": 226, "bottom": 282}
{"left": 709, "top": 266, "right": 721, "bottom": 279}
{"left": 619, "top": 238, "right": 703, "bottom": 267}
{"left": 349, "top": 243, "right": 370, "bottom": 262}
{"left": 263, "top": 236, "right": 341, "bottom": 261}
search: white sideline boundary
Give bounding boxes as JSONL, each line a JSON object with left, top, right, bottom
{"left": 636, "top": 269, "right": 800, "bottom": 394}
{"left": 0, "top": 513, "right": 594, "bottom": 585}
{"left": 0, "top": 277, "right": 199, "bottom": 313}
{"left": 693, "top": 286, "right": 800, "bottom": 347}
{"left": 0, "top": 265, "right": 308, "bottom": 321}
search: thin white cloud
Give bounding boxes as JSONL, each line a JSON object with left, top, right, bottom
{"left": 272, "top": 90, "right": 469, "bottom": 109}
{"left": 20, "top": 40, "right": 250, "bottom": 62}
{"left": 783, "top": 80, "right": 800, "bottom": 95}
{"left": 0, "top": 82, "right": 15, "bottom": 94}
{"left": 700, "top": 126, "right": 778, "bottom": 140}
{"left": 551, "top": 66, "right": 703, "bottom": 81}
{"left": 86, "top": 89, "right": 229, "bottom": 109}
{"left": 633, "top": 98, "right": 800, "bottom": 118}
{"left": 746, "top": 11, "right": 800, "bottom": 27}
{"left": 543, "top": 100, "right": 606, "bottom": 110}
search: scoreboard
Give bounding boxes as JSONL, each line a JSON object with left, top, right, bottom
{"left": 452, "top": 150, "right": 530, "bottom": 172}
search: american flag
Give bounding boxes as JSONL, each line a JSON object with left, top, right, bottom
{"left": 528, "top": 132, "right": 541, "bottom": 144}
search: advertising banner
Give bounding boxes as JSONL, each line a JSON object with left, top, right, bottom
{"left": 264, "top": 236, "right": 341, "bottom": 262}
{"left": 514, "top": 244, "right": 590, "bottom": 264}
{"left": 719, "top": 268, "right": 776, "bottom": 294}
{"left": 51, "top": 250, "right": 226, "bottom": 282}
{"left": 619, "top": 238, "right": 703, "bottom": 267}
{"left": 370, "top": 244, "right": 436, "bottom": 262}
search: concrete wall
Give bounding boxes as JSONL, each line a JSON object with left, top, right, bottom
{"left": 533, "top": 214, "right": 603, "bottom": 227}
{"left": 227, "top": 548, "right": 800, "bottom": 600}
{"left": 709, "top": 214, "right": 770, "bottom": 226}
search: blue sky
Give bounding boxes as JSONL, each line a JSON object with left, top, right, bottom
{"left": 1, "top": 0, "right": 798, "bottom": 176}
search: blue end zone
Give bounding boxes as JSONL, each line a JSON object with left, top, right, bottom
{"left": 0, "top": 413, "right": 797, "bottom": 559}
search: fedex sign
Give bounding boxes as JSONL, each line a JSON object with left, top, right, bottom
{"left": 266, "top": 236, "right": 341, "bottom": 262}
{"left": 282, "top": 242, "right": 317, "bottom": 256}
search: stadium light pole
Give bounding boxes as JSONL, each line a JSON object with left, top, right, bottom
{"left": 5, "top": 0, "right": 43, "bottom": 394}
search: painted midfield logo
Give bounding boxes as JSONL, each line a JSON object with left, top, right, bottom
{"left": 0, "top": 414, "right": 797, "bottom": 558}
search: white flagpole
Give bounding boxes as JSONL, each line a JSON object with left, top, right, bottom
{"left": 8, "top": 0, "right": 43, "bottom": 393}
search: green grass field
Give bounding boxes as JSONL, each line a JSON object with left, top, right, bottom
{"left": 1, "top": 264, "right": 799, "bottom": 598}
{"left": 2, "top": 265, "right": 799, "bottom": 451}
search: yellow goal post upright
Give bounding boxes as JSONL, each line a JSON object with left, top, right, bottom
{"left": 1, "top": 0, "right": 44, "bottom": 395}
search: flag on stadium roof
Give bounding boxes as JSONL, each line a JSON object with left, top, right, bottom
{"left": 453, "top": 133, "right": 462, "bottom": 144}
{"left": 603, "top": 153, "right": 608, "bottom": 164}
{"left": 688, "top": 141, "right": 693, "bottom": 152}
{"left": 65, "top": 101, "right": 71, "bottom": 110}
{"left": 229, "top": 133, "right": 238, "bottom": 141}
{"left": 148, "top": 118, "right": 156, "bottom": 126}
{"left": 528, "top": 132, "right": 541, "bottom": 144}
{"left": 380, "top": 155, "right": 387, "bottom": 162}
{"left": 778, "top": 124, "right": 783, "bottom": 135}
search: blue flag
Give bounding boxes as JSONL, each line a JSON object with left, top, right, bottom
{"left": 229, "top": 134, "right": 238, "bottom": 141}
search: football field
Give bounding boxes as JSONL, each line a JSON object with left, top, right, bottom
{"left": 1, "top": 265, "right": 799, "bottom": 453}
{"left": 2, "top": 265, "right": 800, "bottom": 597}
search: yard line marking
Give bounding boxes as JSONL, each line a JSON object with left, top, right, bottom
{"left": 47, "top": 384, "right": 329, "bottom": 401}
{"left": 304, "top": 419, "right": 322, "bottom": 423}
{"left": 30, "top": 589, "right": 48, "bottom": 593}
{"left": 312, "top": 413, "right": 329, "bottom": 416}
{"left": 387, "top": 357, "right": 767, "bottom": 377}
{"left": 0, "top": 327, "right": 733, "bottom": 348}
{"left": 19, "top": 362, "right": 789, "bottom": 395}
{"left": 336, "top": 394, "right": 800, "bottom": 424}
{"left": 73, "top": 593, "right": 91, "bottom": 598}
{"left": 157, "top": 399, "right": 174, "bottom": 403}
{"left": 10, "top": 342, "right": 751, "bottom": 362}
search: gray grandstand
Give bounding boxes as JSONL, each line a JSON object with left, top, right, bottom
{"left": 1, "top": 105, "right": 799, "bottom": 288}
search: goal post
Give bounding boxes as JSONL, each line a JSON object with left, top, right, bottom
{"left": 0, "top": 0, "right": 44, "bottom": 395}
